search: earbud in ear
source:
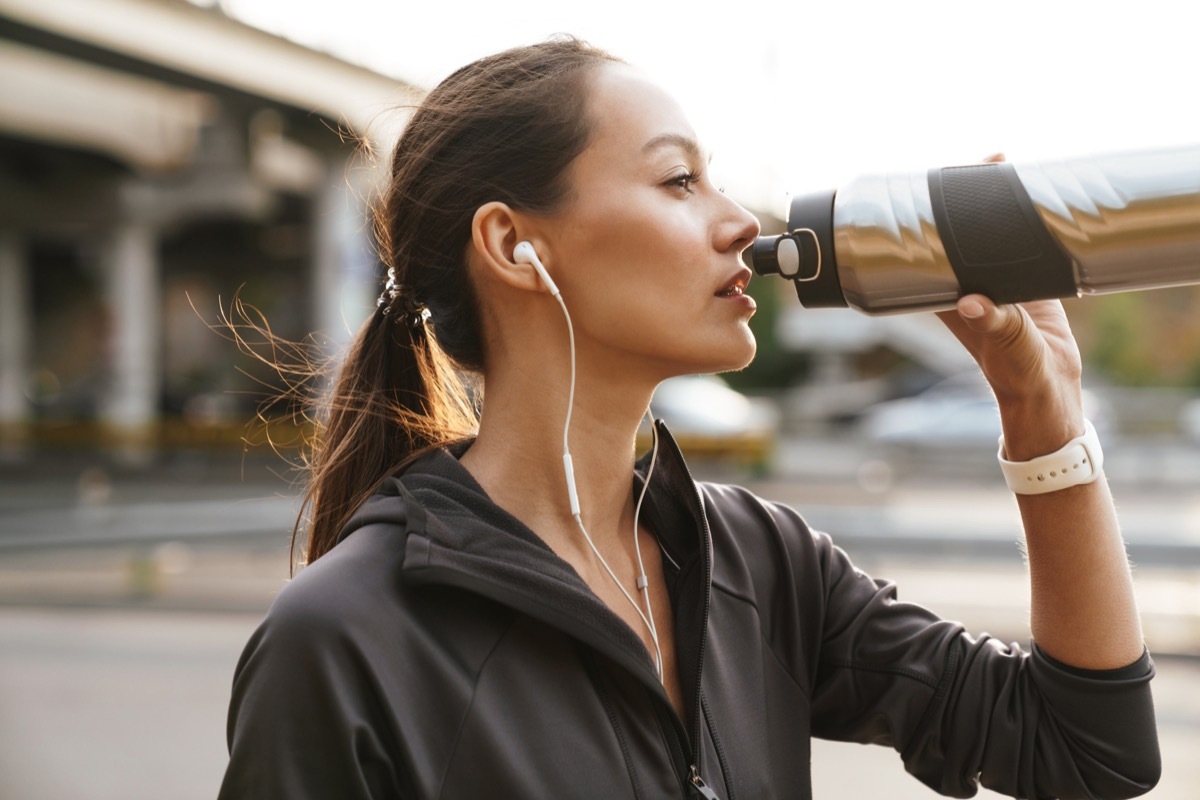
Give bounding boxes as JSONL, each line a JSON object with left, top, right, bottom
{"left": 514, "top": 241, "right": 560, "bottom": 298}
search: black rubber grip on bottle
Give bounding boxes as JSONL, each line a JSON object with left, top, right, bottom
{"left": 928, "top": 163, "right": 1076, "bottom": 304}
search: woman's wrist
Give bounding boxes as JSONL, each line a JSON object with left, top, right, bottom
{"left": 996, "top": 388, "right": 1085, "bottom": 462}
{"left": 999, "top": 419, "right": 1102, "bottom": 494}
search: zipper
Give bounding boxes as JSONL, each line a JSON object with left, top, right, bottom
{"left": 689, "top": 764, "right": 721, "bottom": 800}
{"left": 655, "top": 421, "right": 719, "bottom": 799}
{"left": 701, "top": 693, "right": 736, "bottom": 800}
{"left": 650, "top": 701, "right": 692, "bottom": 799}
{"left": 662, "top": 422, "right": 716, "bottom": 777}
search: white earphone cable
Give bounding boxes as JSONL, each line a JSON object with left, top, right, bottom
{"left": 632, "top": 417, "right": 661, "bottom": 649}
{"left": 552, "top": 290, "right": 663, "bottom": 682}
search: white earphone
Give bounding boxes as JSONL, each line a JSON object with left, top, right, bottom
{"left": 513, "top": 241, "right": 560, "bottom": 298}
{"left": 512, "top": 240, "right": 664, "bottom": 682}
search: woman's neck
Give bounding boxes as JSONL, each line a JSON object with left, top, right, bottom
{"left": 460, "top": 338, "right": 678, "bottom": 703}
{"left": 459, "top": 355, "right": 656, "bottom": 564}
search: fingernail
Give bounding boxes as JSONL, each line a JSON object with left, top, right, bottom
{"left": 960, "top": 299, "right": 985, "bottom": 319}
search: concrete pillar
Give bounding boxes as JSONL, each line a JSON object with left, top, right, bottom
{"left": 312, "top": 156, "right": 376, "bottom": 353}
{"left": 0, "top": 230, "right": 30, "bottom": 456}
{"left": 101, "top": 218, "right": 160, "bottom": 456}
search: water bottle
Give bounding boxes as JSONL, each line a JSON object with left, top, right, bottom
{"left": 747, "top": 145, "right": 1200, "bottom": 314}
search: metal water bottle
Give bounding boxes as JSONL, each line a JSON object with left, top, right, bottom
{"left": 748, "top": 145, "right": 1200, "bottom": 314}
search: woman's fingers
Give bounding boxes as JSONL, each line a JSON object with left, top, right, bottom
{"left": 953, "top": 294, "right": 1027, "bottom": 343}
{"left": 937, "top": 294, "right": 1055, "bottom": 398}
{"left": 936, "top": 294, "right": 1027, "bottom": 350}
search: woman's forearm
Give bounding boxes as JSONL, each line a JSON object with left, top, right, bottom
{"left": 936, "top": 285, "right": 1147, "bottom": 670}
{"left": 1000, "top": 401, "right": 1145, "bottom": 670}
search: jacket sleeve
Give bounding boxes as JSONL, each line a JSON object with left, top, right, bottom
{"left": 807, "top": 530, "right": 1160, "bottom": 800}
{"left": 218, "top": 577, "right": 406, "bottom": 800}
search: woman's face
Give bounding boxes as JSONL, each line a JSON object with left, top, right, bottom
{"left": 541, "top": 63, "right": 761, "bottom": 383}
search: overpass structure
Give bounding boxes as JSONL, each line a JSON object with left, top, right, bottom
{"left": 0, "top": 0, "right": 421, "bottom": 457}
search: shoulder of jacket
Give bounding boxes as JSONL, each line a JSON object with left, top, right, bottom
{"left": 264, "top": 521, "right": 408, "bottom": 630}
{"left": 698, "top": 481, "right": 823, "bottom": 549}
{"left": 697, "top": 481, "right": 840, "bottom": 595}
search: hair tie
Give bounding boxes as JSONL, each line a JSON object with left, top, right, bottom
{"left": 377, "top": 267, "right": 430, "bottom": 328}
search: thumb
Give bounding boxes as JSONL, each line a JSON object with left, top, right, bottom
{"left": 956, "top": 294, "right": 1026, "bottom": 342}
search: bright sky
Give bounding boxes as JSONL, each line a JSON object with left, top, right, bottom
{"left": 221, "top": 0, "right": 1196, "bottom": 215}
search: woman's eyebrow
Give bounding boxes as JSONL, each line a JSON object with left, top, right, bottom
{"left": 642, "top": 133, "right": 712, "bottom": 163}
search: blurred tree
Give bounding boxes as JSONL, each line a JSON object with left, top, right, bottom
{"left": 1067, "top": 287, "right": 1200, "bottom": 387}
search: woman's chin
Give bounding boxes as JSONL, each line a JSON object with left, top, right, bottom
{"left": 730, "top": 328, "right": 758, "bottom": 370}
{"left": 695, "top": 335, "right": 757, "bottom": 376}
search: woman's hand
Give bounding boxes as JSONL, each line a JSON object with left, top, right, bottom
{"left": 936, "top": 295, "right": 1081, "bottom": 403}
{"left": 933, "top": 153, "right": 1085, "bottom": 459}
{"left": 936, "top": 295, "right": 1085, "bottom": 460}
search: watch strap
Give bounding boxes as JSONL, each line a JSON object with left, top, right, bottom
{"left": 998, "top": 419, "right": 1103, "bottom": 495}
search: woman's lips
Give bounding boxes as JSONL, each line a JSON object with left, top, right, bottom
{"left": 716, "top": 278, "right": 756, "bottom": 310}
{"left": 716, "top": 268, "right": 751, "bottom": 297}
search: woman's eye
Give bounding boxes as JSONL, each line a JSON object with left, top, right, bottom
{"left": 667, "top": 171, "right": 701, "bottom": 194}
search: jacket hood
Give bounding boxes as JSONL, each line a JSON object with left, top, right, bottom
{"left": 335, "top": 421, "right": 711, "bottom": 693}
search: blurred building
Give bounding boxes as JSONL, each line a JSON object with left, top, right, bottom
{"left": 774, "top": 304, "right": 976, "bottom": 427}
{"left": 0, "top": 0, "right": 421, "bottom": 458}
{"left": 748, "top": 200, "right": 978, "bottom": 430}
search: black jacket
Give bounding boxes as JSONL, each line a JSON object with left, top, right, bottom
{"left": 221, "top": 424, "right": 1160, "bottom": 799}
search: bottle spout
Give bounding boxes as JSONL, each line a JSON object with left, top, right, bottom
{"left": 751, "top": 188, "right": 848, "bottom": 309}
{"left": 748, "top": 229, "right": 823, "bottom": 283}
{"left": 746, "top": 233, "right": 803, "bottom": 278}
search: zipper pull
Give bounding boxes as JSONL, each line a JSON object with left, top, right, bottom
{"left": 689, "top": 764, "right": 721, "bottom": 800}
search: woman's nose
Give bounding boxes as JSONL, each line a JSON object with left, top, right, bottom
{"left": 720, "top": 196, "right": 762, "bottom": 254}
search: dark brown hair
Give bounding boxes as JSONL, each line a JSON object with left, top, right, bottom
{"left": 295, "top": 37, "right": 621, "bottom": 568}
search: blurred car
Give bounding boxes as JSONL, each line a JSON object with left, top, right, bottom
{"left": 640, "top": 375, "right": 780, "bottom": 472}
{"left": 1179, "top": 397, "right": 1200, "bottom": 442}
{"left": 859, "top": 370, "right": 1114, "bottom": 450}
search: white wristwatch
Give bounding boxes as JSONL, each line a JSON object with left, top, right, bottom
{"left": 997, "top": 419, "right": 1104, "bottom": 495}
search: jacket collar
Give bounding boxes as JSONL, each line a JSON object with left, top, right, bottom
{"left": 338, "top": 420, "right": 712, "bottom": 699}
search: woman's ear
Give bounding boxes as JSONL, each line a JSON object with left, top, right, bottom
{"left": 471, "top": 202, "right": 551, "bottom": 294}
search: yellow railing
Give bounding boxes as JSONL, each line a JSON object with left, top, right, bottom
{"left": 8, "top": 417, "right": 315, "bottom": 453}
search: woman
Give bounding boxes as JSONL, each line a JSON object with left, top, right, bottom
{"left": 220, "top": 38, "right": 1159, "bottom": 799}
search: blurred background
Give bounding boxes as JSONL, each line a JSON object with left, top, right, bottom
{"left": 1, "top": 1, "right": 1196, "bottom": 798}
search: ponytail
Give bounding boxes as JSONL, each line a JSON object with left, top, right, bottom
{"left": 296, "top": 306, "right": 476, "bottom": 569}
